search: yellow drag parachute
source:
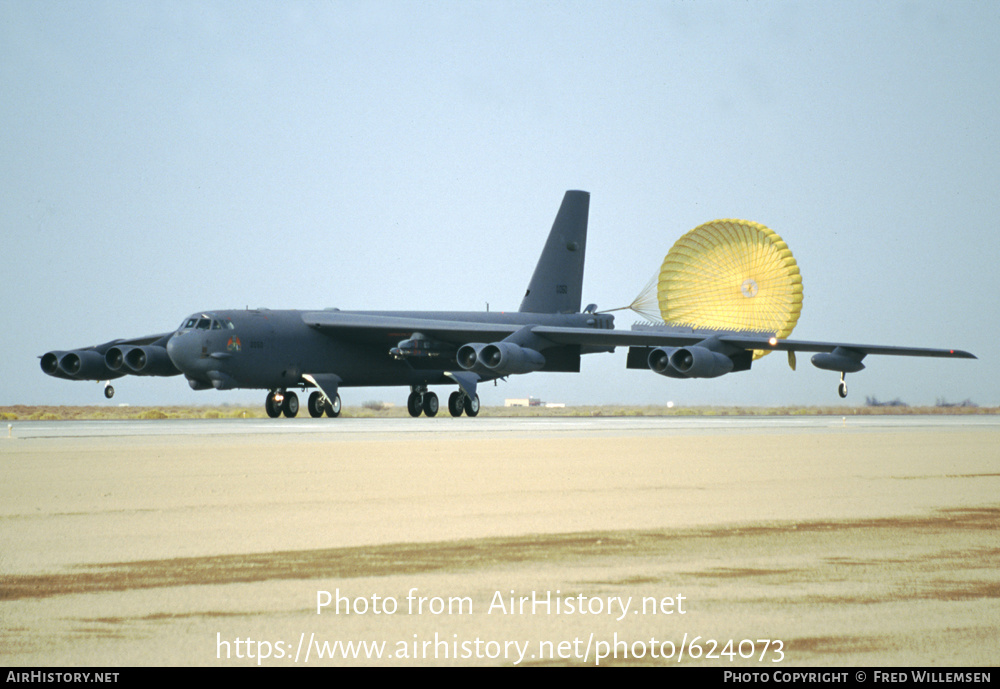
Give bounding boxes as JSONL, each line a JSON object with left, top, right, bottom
{"left": 628, "top": 219, "right": 803, "bottom": 360}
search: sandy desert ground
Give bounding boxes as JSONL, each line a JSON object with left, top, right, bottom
{"left": 1, "top": 416, "right": 997, "bottom": 666}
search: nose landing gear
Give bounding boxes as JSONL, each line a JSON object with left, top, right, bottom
{"left": 266, "top": 388, "right": 342, "bottom": 419}
{"left": 265, "top": 391, "right": 282, "bottom": 418}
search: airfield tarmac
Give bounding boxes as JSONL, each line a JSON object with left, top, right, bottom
{"left": 1, "top": 415, "right": 997, "bottom": 666}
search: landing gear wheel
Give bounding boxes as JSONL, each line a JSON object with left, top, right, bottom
{"left": 326, "top": 393, "right": 342, "bottom": 418}
{"left": 448, "top": 391, "right": 465, "bottom": 417}
{"left": 422, "top": 391, "right": 439, "bottom": 417}
{"left": 308, "top": 391, "right": 326, "bottom": 418}
{"left": 463, "top": 394, "right": 480, "bottom": 417}
{"left": 104, "top": 385, "right": 115, "bottom": 399}
{"left": 838, "top": 380, "right": 848, "bottom": 399}
{"left": 282, "top": 391, "right": 299, "bottom": 418}
{"left": 407, "top": 392, "right": 423, "bottom": 417}
{"left": 265, "top": 391, "right": 282, "bottom": 418}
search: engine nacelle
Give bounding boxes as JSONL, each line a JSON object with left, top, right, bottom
{"left": 41, "top": 351, "right": 71, "bottom": 379}
{"left": 457, "top": 343, "right": 490, "bottom": 373}
{"left": 123, "top": 345, "right": 181, "bottom": 376}
{"left": 648, "top": 346, "right": 734, "bottom": 379}
{"left": 105, "top": 345, "right": 137, "bottom": 372}
{"left": 53, "top": 350, "right": 122, "bottom": 380}
{"left": 478, "top": 342, "right": 546, "bottom": 376}
{"left": 811, "top": 347, "right": 866, "bottom": 373}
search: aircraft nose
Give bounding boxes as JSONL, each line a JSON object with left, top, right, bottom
{"left": 166, "top": 331, "right": 201, "bottom": 375}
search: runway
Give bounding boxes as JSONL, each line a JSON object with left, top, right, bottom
{"left": 1, "top": 415, "right": 998, "bottom": 666}
{"left": 7, "top": 412, "right": 999, "bottom": 439}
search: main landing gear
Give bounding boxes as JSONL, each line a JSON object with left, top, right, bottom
{"left": 266, "top": 389, "right": 341, "bottom": 418}
{"left": 407, "top": 387, "right": 437, "bottom": 417}
{"left": 308, "top": 390, "right": 341, "bottom": 418}
{"left": 264, "top": 387, "right": 478, "bottom": 419}
{"left": 450, "top": 390, "right": 480, "bottom": 417}
{"left": 407, "top": 386, "right": 480, "bottom": 418}
{"left": 265, "top": 390, "right": 296, "bottom": 418}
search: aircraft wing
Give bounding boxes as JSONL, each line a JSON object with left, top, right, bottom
{"left": 532, "top": 326, "right": 977, "bottom": 360}
{"left": 302, "top": 311, "right": 976, "bottom": 360}
{"left": 718, "top": 335, "right": 975, "bottom": 359}
{"left": 49, "top": 332, "right": 176, "bottom": 354}
{"left": 301, "top": 311, "right": 524, "bottom": 344}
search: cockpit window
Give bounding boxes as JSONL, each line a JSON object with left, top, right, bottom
{"left": 179, "top": 315, "right": 233, "bottom": 332}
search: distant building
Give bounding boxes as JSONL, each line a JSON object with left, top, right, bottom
{"left": 504, "top": 397, "right": 543, "bottom": 407}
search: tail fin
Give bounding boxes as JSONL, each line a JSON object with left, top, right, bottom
{"left": 519, "top": 190, "right": 590, "bottom": 313}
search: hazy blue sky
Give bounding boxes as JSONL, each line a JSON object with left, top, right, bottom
{"left": 2, "top": 1, "right": 997, "bottom": 408}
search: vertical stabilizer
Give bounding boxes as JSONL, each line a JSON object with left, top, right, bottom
{"left": 519, "top": 190, "right": 590, "bottom": 313}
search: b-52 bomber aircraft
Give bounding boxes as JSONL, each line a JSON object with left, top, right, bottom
{"left": 41, "top": 190, "right": 975, "bottom": 418}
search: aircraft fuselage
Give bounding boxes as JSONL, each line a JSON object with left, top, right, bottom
{"left": 165, "top": 308, "right": 611, "bottom": 392}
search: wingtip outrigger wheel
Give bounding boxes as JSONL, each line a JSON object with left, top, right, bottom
{"left": 838, "top": 373, "right": 848, "bottom": 399}
{"left": 103, "top": 382, "right": 115, "bottom": 399}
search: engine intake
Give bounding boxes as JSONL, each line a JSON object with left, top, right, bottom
{"left": 457, "top": 342, "right": 545, "bottom": 376}
{"left": 41, "top": 351, "right": 70, "bottom": 378}
{"left": 479, "top": 342, "right": 545, "bottom": 376}
{"left": 648, "top": 346, "right": 734, "bottom": 379}
{"left": 50, "top": 350, "right": 120, "bottom": 380}
{"left": 123, "top": 346, "right": 181, "bottom": 376}
{"left": 105, "top": 346, "right": 135, "bottom": 371}
{"left": 457, "top": 343, "right": 489, "bottom": 373}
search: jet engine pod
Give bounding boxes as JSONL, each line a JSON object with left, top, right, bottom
{"left": 647, "top": 347, "right": 678, "bottom": 377}
{"left": 41, "top": 351, "right": 71, "bottom": 378}
{"left": 123, "top": 345, "right": 181, "bottom": 376}
{"left": 479, "top": 342, "right": 546, "bottom": 376}
{"left": 57, "top": 350, "right": 119, "bottom": 380}
{"left": 105, "top": 345, "right": 138, "bottom": 372}
{"left": 648, "top": 346, "right": 734, "bottom": 379}
{"left": 810, "top": 347, "right": 866, "bottom": 373}
{"left": 457, "top": 343, "right": 489, "bottom": 372}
